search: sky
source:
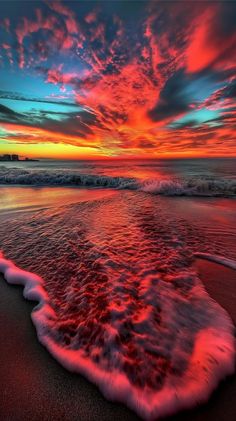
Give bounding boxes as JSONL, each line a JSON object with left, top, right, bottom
{"left": 0, "top": 0, "right": 236, "bottom": 159}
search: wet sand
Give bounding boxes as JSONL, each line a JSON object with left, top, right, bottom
{"left": 0, "top": 186, "right": 116, "bottom": 214}
{"left": 0, "top": 259, "right": 235, "bottom": 421}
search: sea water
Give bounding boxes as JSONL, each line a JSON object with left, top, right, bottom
{"left": 0, "top": 158, "right": 235, "bottom": 420}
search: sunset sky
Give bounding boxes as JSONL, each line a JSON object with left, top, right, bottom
{"left": 0, "top": 0, "right": 236, "bottom": 159}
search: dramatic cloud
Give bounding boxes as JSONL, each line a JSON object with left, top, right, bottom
{"left": 0, "top": 0, "right": 235, "bottom": 158}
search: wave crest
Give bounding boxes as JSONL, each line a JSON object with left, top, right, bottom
{"left": 0, "top": 166, "right": 136, "bottom": 189}
{"left": 0, "top": 166, "right": 236, "bottom": 197}
{"left": 139, "top": 177, "right": 236, "bottom": 196}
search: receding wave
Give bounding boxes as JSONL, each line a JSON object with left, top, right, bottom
{"left": 0, "top": 252, "right": 235, "bottom": 421}
{"left": 0, "top": 192, "right": 235, "bottom": 420}
{"left": 0, "top": 166, "right": 236, "bottom": 197}
{"left": 194, "top": 252, "right": 236, "bottom": 270}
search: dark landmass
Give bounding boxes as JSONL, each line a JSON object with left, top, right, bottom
{"left": 0, "top": 154, "right": 39, "bottom": 162}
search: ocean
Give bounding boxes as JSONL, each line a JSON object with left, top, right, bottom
{"left": 0, "top": 158, "right": 235, "bottom": 420}
{"left": 0, "top": 157, "right": 236, "bottom": 195}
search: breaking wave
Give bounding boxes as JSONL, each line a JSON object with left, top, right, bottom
{"left": 0, "top": 166, "right": 236, "bottom": 197}
{"left": 0, "top": 166, "right": 136, "bottom": 189}
{"left": 139, "top": 178, "right": 236, "bottom": 196}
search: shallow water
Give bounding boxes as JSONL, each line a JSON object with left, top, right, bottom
{"left": 0, "top": 186, "right": 235, "bottom": 419}
{"left": 0, "top": 186, "right": 115, "bottom": 213}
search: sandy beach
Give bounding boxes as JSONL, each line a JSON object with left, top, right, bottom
{"left": 0, "top": 258, "right": 235, "bottom": 421}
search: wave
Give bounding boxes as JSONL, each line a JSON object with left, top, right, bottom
{"left": 0, "top": 166, "right": 236, "bottom": 197}
{"left": 0, "top": 252, "right": 235, "bottom": 420}
{"left": 139, "top": 177, "right": 236, "bottom": 197}
{"left": 0, "top": 166, "right": 136, "bottom": 189}
{"left": 194, "top": 252, "right": 236, "bottom": 270}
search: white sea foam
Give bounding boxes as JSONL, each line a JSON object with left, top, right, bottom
{"left": 0, "top": 166, "right": 236, "bottom": 196}
{"left": 194, "top": 252, "right": 236, "bottom": 270}
{"left": 0, "top": 166, "right": 136, "bottom": 189}
{"left": 0, "top": 251, "right": 235, "bottom": 420}
{"left": 139, "top": 177, "right": 236, "bottom": 196}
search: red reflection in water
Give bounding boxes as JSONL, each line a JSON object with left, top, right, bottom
{"left": 0, "top": 191, "right": 235, "bottom": 419}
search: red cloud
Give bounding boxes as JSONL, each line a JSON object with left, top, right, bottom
{"left": 186, "top": 4, "right": 236, "bottom": 73}
{"left": 15, "top": 6, "right": 84, "bottom": 68}
{"left": 46, "top": 0, "right": 79, "bottom": 34}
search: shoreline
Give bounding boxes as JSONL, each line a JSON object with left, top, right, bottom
{"left": 0, "top": 259, "right": 235, "bottom": 420}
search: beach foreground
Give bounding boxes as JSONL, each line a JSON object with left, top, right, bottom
{"left": 0, "top": 0, "right": 236, "bottom": 414}
{"left": 0, "top": 259, "right": 235, "bottom": 421}
{"left": 0, "top": 160, "right": 235, "bottom": 420}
